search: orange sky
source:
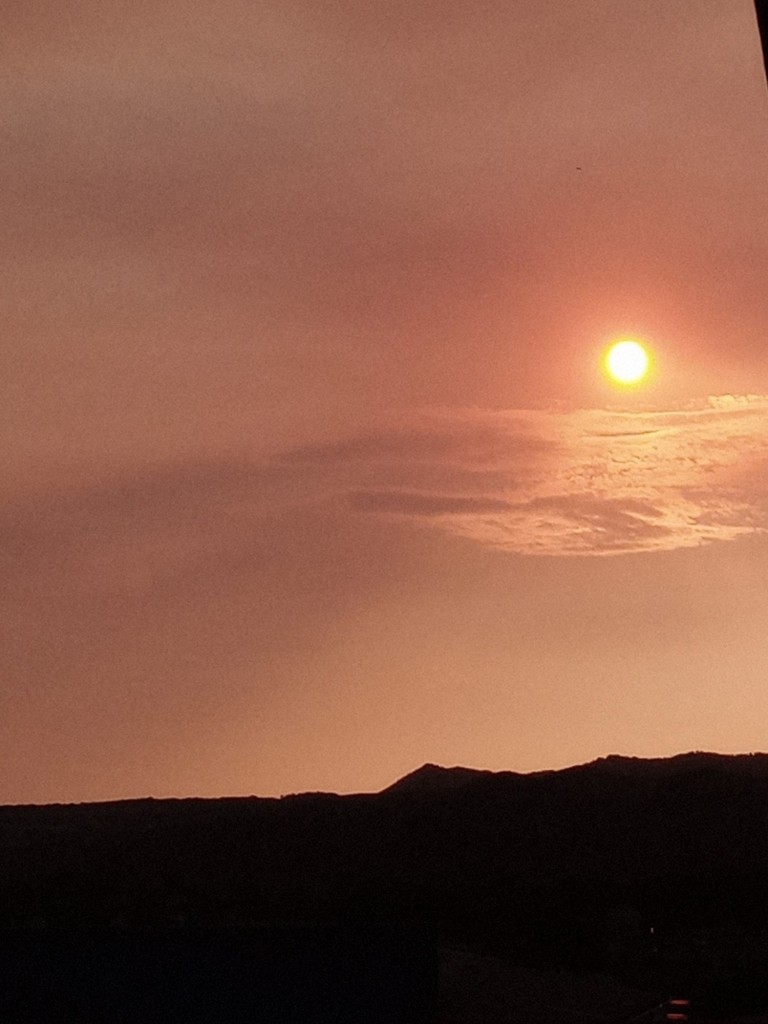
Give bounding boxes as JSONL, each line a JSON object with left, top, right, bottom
{"left": 2, "top": 0, "right": 768, "bottom": 803}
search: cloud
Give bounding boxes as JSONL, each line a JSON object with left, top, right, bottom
{"left": 281, "top": 415, "right": 551, "bottom": 468}
{"left": 5, "top": 398, "right": 768, "bottom": 584}
{"left": 348, "top": 491, "right": 516, "bottom": 516}
{"left": 275, "top": 399, "right": 768, "bottom": 556}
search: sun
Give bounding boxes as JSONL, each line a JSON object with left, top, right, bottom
{"left": 604, "top": 339, "right": 650, "bottom": 385}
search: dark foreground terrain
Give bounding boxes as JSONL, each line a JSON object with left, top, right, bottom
{"left": 3, "top": 752, "right": 768, "bottom": 1021}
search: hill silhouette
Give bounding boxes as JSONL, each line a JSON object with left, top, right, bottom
{"left": 3, "top": 752, "right": 768, "bottom": 1020}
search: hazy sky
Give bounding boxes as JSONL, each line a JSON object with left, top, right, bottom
{"left": 3, "top": 0, "right": 768, "bottom": 804}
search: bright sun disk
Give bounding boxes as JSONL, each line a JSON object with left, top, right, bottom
{"left": 604, "top": 340, "right": 649, "bottom": 385}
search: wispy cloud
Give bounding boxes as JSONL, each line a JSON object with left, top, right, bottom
{"left": 348, "top": 491, "right": 516, "bottom": 516}
{"left": 6, "top": 399, "right": 768, "bottom": 588}
{"left": 290, "top": 398, "right": 768, "bottom": 556}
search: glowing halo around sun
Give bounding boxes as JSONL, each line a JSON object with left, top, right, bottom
{"left": 604, "top": 339, "right": 650, "bottom": 386}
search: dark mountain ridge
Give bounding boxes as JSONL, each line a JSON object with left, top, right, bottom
{"left": 3, "top": 752, "right": 768, "bottom": 1016}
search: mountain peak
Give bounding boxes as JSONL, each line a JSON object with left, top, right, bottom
{"left": 382, "top": 751, "right": 768, "bottom": 797}
{"left": 383, "top": 762, "right": 489, "bottom": 795}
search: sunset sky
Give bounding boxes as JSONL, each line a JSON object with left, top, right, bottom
{"left": 3, "top": 0, "right": 768, "bottom": 804}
